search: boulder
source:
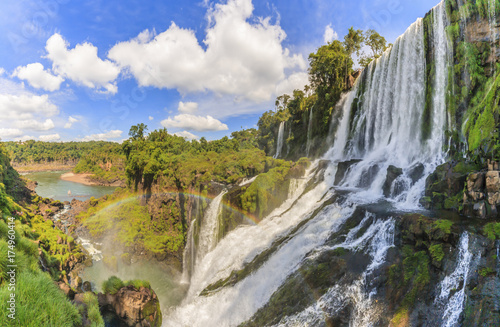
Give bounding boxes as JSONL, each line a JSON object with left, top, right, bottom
{"left": 382, "top": 165, "right": 403, "bottom": 197}
{"left": 99, "top": 285, "right": 162, "bottom": 327}
{"left": 485, "top": 171, "right": 500, "bottom": 193}
{"left": 358, "top": 165, "right": 380, "bottom": 188}
{"left": 473, "top": 201, "right": 487, "bottom": 219}
{"left": 58, "top": 282, "right": 75, "bottom": 300}
{"left": 408, "top": 163, "right": 425, "bottom": 184}
{"left": 335, "top": 159, "right": 361, "bottom": 185}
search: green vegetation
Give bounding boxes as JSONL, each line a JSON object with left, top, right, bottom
{"left": 483, "top": 222, "right": 500, "bottom": 240}
{"left": 81, "top": 292, "right": 104, "bottom": 327}
{"left": 433, "top": 219, "right": 453, "bottom": 234}
{"left": 479, "top": 267, "right": 495, "bottom": 277}
{"left": 256, "top": 27, "right": 388, "bottom": 160}
{"left": 102, "top": 276, "right": 152, "bottom": 295}
{"left": 429, "top": 244, "right": 445, "bottom": 263}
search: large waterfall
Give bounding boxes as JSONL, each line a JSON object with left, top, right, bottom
{"left": 164, "top": 1, "right": 478, "bottom": 326}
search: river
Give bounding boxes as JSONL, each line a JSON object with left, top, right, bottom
{"left": 23, "top": 170, "right": 116, "bottom": 202}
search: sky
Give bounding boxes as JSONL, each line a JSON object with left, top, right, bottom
{"left": 0, "top": 0, "right": 441, "bottom": 143}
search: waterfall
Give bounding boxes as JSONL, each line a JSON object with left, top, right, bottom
{"left": 181, "top": 219, "right": 197, "bottom": 284}
{"left": 195, "top": 190, "right": 227, "bottom": 268}
{"left": 166, "top": 2, "right": 453, "bottom": 326}
{"left": 435, "top": 232, "right": 478, "bottom": 327}
{"left": 306, "top": 107, "right": 314, "bottom": 157}
{"left": 77, "top": 237, "right": 103, "bottom": 262}
{"left": 274, "top": 122, "right": 285, "bottom": 159}
{"left": 274, "top": 217, "right": 395, "bottom": 326}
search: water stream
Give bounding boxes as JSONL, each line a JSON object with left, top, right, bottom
{"left": 274, "top": 121, "right": 285, "bottom": 159}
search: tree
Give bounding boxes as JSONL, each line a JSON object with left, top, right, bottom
{"left": 343, "top": 27, "right": 364, "bottom": 83}
{"left": 308, "top": 40, "right": 353, "bottom": 99}
{"left": 128, "top": 123, "right": 148, "bottom": 140}
{"left": 365, "top": 29, "right": 388, "bottom": 57}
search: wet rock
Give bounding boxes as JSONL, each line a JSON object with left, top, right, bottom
{"left": 98, "top": 285, "right": 162, "bottom": 327}
{"left": 383, "top": 165, "right": 403, "bottom": 197}
{"left": 335, "top": 159, "right": 362, "bottom": 185}
{"left": 408, "top": 163, "right": 425, "bottom": 184}
{"left": 473, "top": 201, "right": 487, "bottom": 219}
{"left": 82, "top": 281, "right": 92, "bottom": 292}
{"left": 358, "top": 165, "right": 380, "bottom": 188}
{"left": 486, "top": 171, "right": 500, "bottom": 193}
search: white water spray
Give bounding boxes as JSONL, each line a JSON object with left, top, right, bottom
{"left": 275, "top": 121, "right": 285, "bottom": 159}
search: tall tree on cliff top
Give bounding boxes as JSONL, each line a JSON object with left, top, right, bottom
{"left": 308, "top": 40, "right": 353, "bottom": 103}
{"left": 343, "top": 27, "right": 364, "bottom": 82}
{"left": 359, "top": 29, "right": 390, "bottom": 68}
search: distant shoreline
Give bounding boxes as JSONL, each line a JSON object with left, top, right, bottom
{"left": 60, "top": 172, "right": 98, "bottom": 186}
{"left": 13, "top": 164, "right": 76, "bottom": 173}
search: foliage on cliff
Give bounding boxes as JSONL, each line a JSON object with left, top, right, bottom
{"left": 257, "top": 27, "right": 389, "bottom": 160}
{"left": 0, "top": 143, "right": 83, "bottom": 326}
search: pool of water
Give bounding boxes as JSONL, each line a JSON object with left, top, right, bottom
{"left": 23, "top": 171, "right": 116, "bottom": 202}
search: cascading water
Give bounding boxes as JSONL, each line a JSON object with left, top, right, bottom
{"left": 166, "top": 2, "right": 457, "bottom": 326}
{"left": 274, "top": 121, "right": 285, "bottom": 159}
{"left": 181, "top": 219, "right": 197, "bottom": 284}
{"left": 194, "top": 190, "right": 227, "bottom": 270}
{"left": 306, "top": 107, "right": 314, "bottom": 157}
{"left": 435, "top": 232, "right": 478, "bottom": 327}
{"left": 274, "top": 216, "right": 395, "bottom": 326}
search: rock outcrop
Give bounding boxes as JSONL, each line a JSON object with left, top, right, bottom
{"left": 463, "top": 160, "right": 500, "bottom": 218}
{"left": 98, "top": 285, "right": 162, "bottom": 327}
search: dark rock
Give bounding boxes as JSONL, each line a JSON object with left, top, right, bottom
{"left": 408, "top": 163, "right": 425, "bottom": 183}
{"left": 58, "top": 282, "right": 75, "bottom": 300}
{"left": 358, "top": 165, "right": 380, "bottom": 188}
{"left": 383, "top": 165, "right": 403, "bottom": 197}
{"left": 335, "top": 159, "right": 362, "bottom": 185}
{"left": 82, "top": 281, "right": 92, "bottom": 292}
{"left": 99, "top": 285, "right": 162, "bottom": 327}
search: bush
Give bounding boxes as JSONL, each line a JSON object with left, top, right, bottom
{"left": 102, "top": 276, "right": 124, "bottom": 295}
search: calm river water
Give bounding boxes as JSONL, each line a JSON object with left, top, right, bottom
{"left": 23, "top": 171, "right": 116, "bottom": 202}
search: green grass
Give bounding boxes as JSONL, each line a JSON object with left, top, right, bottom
{"left": 81, "top": 292, "right": 104, "bottom": 327}
{"left": 483, "top": 223, "right": 500, "bottom": 240}
{"left": 101, "top": 276, "right": 124, "bottom": 295}
{"left": 0, "top": 271, "right": 81, "bottom": 327}
{"left": 433, "top": 220, "right": 453, "bottom": 234}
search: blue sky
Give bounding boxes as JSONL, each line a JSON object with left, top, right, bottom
{"left": 0, "top": 0, "right": 440, "bottom": 142}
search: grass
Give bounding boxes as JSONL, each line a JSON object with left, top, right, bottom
{"left": 102, "top": 276, "right": 152, "bottom": 295}
{"left": 433, "top": 220, "right": 453, "bottom": 234}
{"left": 81, "top": 292, "right": 104, "bottom": 327}
{"left": 484, "top": 223, "right": 500, "bottom": 240}
{"left": 0, "top": 271, "right": 82, "bottom": 327}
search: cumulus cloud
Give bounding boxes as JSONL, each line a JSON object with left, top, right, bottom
{"left": 64, "top": 116, "right": 79, "bottom": 129}
{"left": 0, "top": 93, "right": 58, "bottom": 121}
{"left": 174, "top": 131, "right": 199, "bottom": 140}
{"left": 0, "top": 128, "right": 24, "bottom": 138}
{"left": 14, "top": 135, "right": 36, "bottom": 142}
{"left": 108, "top": 0, "right": 306, "bottom": 102}
{"left": 15, "top": 119, "right": 55, "bottom": 131}
{"left": 275, "top": 72, "right": 309, "bottom": 96}
{"left": 161, "top": 114, "right": 228, "bottom": 132}
{"left": 324, "top": 24, "right": 338, "bottom": 44}
{"left": 12, "top": 63, "right": 64, "bottom": 92}
{"left": 178, "top": 101, "right": 198, "bottom": 114}
{"left": 0, "top": 68, "right": 5, "bottom": 76}
{"left": 80, "top": 130, "right": 123, "bottom": 141}
{"left": 39, "top": 133, "right": 61, "bottom": 142}
{"left": 148, "top": 116, "right": 154, "bottom": 121}
{"left": 45, "top": 33, "right": 120, "bottom": 94}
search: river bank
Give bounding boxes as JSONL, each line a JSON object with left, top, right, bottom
{"left": 13, "top": 163, "right": 76, "bottom": 173}
{"left": 60, "top": 172, "right": 97, "bottom": 186}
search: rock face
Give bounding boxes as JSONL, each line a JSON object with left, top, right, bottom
{"left": 382, "top": 165, "right": 403, "bottom": 197}
{"left": 98, "top": 285, "right": 162, "bottom": 327}
{"left": 463, "top": 161, "right": 500, "bottom": 218}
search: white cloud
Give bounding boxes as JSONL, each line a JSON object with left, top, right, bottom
{"left": 108, "top": 0, "right": 306, "bottom": 102}
{"left": 15, "top": 119, "right": 55, "bottom": 131}
{"left": 0, "top": 93, "right": 58, "bottom": 121}
{"left": 324, "top": 24, "right": 338, "bottom": 44}
{"left": 45, "top": 33, "right": 120, "bottom": 94}
{"left": 12, "top": 63, "right": 64, "bottom": 92}
{"left": 178, "top": 101, "right": 198, "bottom": 114}
{"left": 148, "top": 116, "right": 154, "bottom": 121}
{"left": 0, "top": 128, "right": 23, "bottom": 138}
{"left": 64, "top": 116, "right": 79, "bottom": 129}
{"left": 174, "top": 131, "right": 199, "bottom": 140}
{"left": 0, "top": 68, "right": 4, "bottom": 76}
{"left": 14, "top": 135, "right": 36, "bottom": 142}
{"left": 39, "top": 133, "right": 60, "bottom": 142}
{"left": 161, "top": 114, "right": 228, "bottom": 132}
{"left": 275, "top": 72, "right": 309, "bottom": 96}
{"left": 80, "top": 130, "right": 123, "bottom": 141}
